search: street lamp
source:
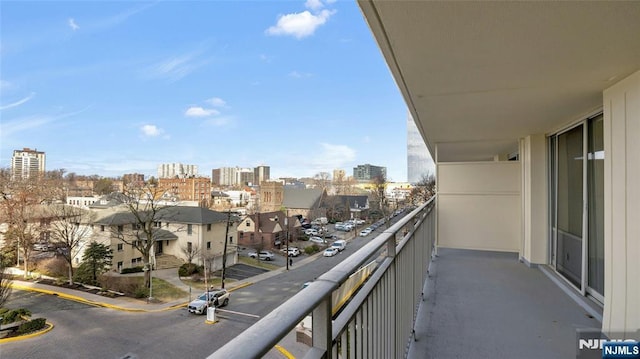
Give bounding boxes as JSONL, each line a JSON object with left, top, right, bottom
{"left": 144, "top": 253, "right": 154, "bottom": 303}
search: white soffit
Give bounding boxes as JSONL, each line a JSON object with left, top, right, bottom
{"left": 359, "top": 0, "right": 640, "bottom": 161}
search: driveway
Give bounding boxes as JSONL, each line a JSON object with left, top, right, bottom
{"left": 213, "top": 263, "right": 268, "bottom": 281}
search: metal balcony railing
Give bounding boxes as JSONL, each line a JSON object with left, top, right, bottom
{"left": 209, "top": 197, "right": 436, "bottom": 359}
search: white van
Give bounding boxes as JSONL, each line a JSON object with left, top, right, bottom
{"left": 331, "top": 240, "right": 347, "bottom": 252}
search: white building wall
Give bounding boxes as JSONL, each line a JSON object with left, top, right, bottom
{"left": 520, "top": 134, "right": 549, "bottom": 265}
{"left": 603, "top": 69, "right": 640, "bottom": 335}
{"left": 437, "top": 161, "right": 521, "bottom": 252}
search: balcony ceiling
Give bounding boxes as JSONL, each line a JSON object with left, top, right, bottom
{"left": 358, "top": 1, "right": 640, "bottom": 162}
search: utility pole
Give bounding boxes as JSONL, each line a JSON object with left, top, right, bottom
{"left": 285, "top": 209, "right": 289, "bottom": 270}
{"left": 221, "top": 209, "right": 231, "bottom": 289}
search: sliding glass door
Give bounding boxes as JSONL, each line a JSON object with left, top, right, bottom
{"left": 587, "top": 116, "right": 604, "bottom": 299}
{"left": 550, "top": 114, "right": 604, "bottom": 300}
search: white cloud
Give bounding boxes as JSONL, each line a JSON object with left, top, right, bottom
{"left": 140, "top": 124, "right": 164, "bottom": 137}
{"left": 310, "top": 143, "right": 356, "bottom": 168}
{"left": 145, "top": 50, "right": 209, "bottom": 82}
{"left": 0, "top": 92, "right": 35, "bottom": 110}
{"left": 96, "top": 3, "right": 156, "bottom": 29}
{"left": 305, "top": 0, "right": 324, "bottom": 11}
{"left": 205, "top": 97, "right": 227, "bottom": 107}
{"left": 266, "top": 9, "right": 335, "bottom": 39}
{"left": 259, "top": 54, "right": 273, "bottom": 63}
{"left": 68, "top": 18, "right": 79, "bottom": 31}
{"left": 203, "top": 116, "right": 233, "bottom": 127}
{"left": 0, "top": 80, "right": 11, "bottom": 91}
{"left": 0, "top": 106, "right": 90, "bottom": 140}
{"left": 288, "top": 71, "right": 312, "bottom": 79}
{"left": 185, "top": 106, "right": 220, "bottom": 117}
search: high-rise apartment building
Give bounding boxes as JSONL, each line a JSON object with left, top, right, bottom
{"left": 407, "top": 113, "right": 434, "bottom": 184}
{"left": 236, "top": 168, "right": 255, "bottom": 186}
{"left": 11, "top": 147, "right": 45, "bottom": 179}
{"left": 353, "top": 164, "right": 387, "bottom": 182}
{"left": 157, "top": 163, "right": 198, "bottom": 179}
{"left": 158, "top": 177, "right": 211, "bottom": 205}
{"left": 213, "top": 165, "right": 268, "bottom": 187}
{"left": 254, "top": 166, "right": 270, "bottom": 185}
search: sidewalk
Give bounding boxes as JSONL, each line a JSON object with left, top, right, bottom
{"left": 7, "top": 249, "right": 326, "bottom": 313}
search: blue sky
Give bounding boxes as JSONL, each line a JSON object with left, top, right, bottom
{"left": 0, "top": 0, "right": 411, "bottom": 182}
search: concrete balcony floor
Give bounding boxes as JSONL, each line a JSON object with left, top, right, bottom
{"left": 408, "top": 248, "right": 602, "bottom": 359}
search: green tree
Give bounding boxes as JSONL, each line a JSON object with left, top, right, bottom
{"left": 81, "top": 241, "right": 113, "bottom": 285}
{"left": 0, "top": 254, "right": 13, "bottom": 308}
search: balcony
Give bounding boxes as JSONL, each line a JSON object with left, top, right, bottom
{"left": 408, "top": 248, "right": 601, "bottom": 359}
{"left": 209, "top": 197, "right": 603, "bottom": 358}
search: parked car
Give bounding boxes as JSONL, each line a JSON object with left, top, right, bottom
{"left": 323, "top": 247, "right": 339, "bottom": 257}
{"left": 248, "top": 250, "right": 275, "bottom": 261}
{"left": 359, "top": 228, "right": 372, "bottom": 237}
{"left": 187, "top": 289, "right": 230, "bottom": 314}
{"left": 309, "top": 236, "right": 327, "bottom": 245}
{"left": 304, "top": 228, "right": 319, "bottom": 236}
{"left": 282, "top": 247, "right": 300, "bottom": 257}
{"left": 331, "top": 240, "right": 347, "bottom": 252}
{"left": 33, "top": 242, "right": 49, "bottom": 251}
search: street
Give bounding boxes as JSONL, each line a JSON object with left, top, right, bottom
{"left": 2, "top": 220, "right": 396, "bottom": 359}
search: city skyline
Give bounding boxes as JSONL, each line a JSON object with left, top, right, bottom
{"left": 0, "top": 1, "right": 425, "bottom": 182}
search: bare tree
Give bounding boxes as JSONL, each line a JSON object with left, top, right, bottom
{"left": 410, "top": 174, "right": 436, "bottom": 205}
{"left": 0, "top": 169, "right": 64, "bottom": 279}
{"left": 371, "top": 174, "right": 389, "bottom": 225}
{"left": 313, "top": 172, "right": 331, "bottom": 191}
{"left": 45, "top": 204, "right": 96, "bottom": 284}
{"left": 111, "top": 182, "right": 177, "bottom": 288}
{"left": 181, "top": 242, "right": 200, "bottom": 264}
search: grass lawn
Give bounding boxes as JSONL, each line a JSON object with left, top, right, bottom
{"left": 181, "top": 277, "right": 223, "bottom": 291}
{"left": 149, "top": 277, "right": 188, "bottom": 301}
{"left": 238, "top": 256, "right": 280, "bottom": 270}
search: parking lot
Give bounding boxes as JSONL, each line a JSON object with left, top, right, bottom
{"left": 213, "top": 263, "right": 268, "bottom": 281}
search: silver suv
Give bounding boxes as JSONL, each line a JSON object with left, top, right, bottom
{"left": 187, "top": 289, "right": 230, "bottom": 314}
{"left": 248, "top": 250, "right": 275, "bottom": 261}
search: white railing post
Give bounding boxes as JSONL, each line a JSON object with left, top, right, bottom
{"left": 313, "top": 296, "right": 333, "bottom": 359}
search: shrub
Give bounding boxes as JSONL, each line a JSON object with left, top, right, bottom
{"left": 1, "top": 308, "right": 31, "bottom": 324}
{"left": 133, "top": 285, "right": 148, "bottom": 298}
{"left": 35, "top": 257, "right": 68, "bottom": 278}
{"left": 73, "top": 262, "right": 96, "bottom": 285}
{"left": 120, "top": 266, "right": 144, "bottom": 274}
{"left": 304, "top": 245, "right": 320, "bottom": 255}
{"left": 99, "top": 275, "right": 139, "bottom": 295}
{"left": 16, "top": 318, "right": 46, "bottom": 335}
{"left": 178, "top": 263, "right": 202, "bottom": 277}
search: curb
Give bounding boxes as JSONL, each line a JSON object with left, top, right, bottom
{"left": 9, "top": 283, "right": 186, "bottom": 313}
{"left": 275, "top": 344, "right": 296, "bottom": 359}
{"left": 0, "top": 321, "right": 54, "bottom": 344}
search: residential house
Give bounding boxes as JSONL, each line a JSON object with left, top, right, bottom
{"left": 237, "top": 211, "right": 300, "bottom": 250}
{"left": 323, "top": 195, "right": 370, "bottom": 222}
{"left": 93, "top": 206, "right": 237, "bottom": 272}
{"left": 282, "top": 187, "right": 326, "bottom": 221}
